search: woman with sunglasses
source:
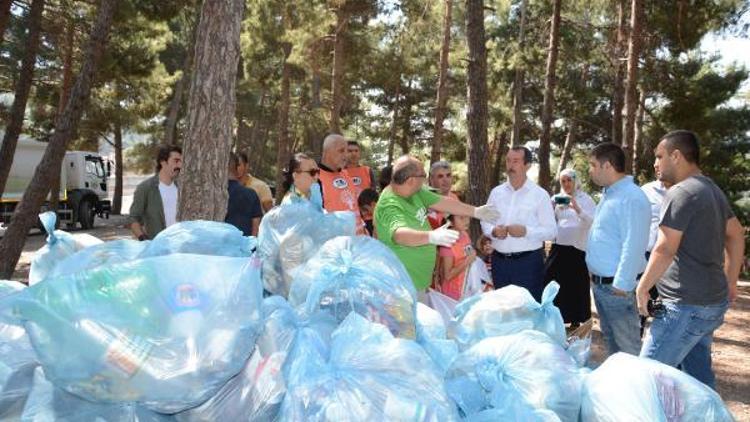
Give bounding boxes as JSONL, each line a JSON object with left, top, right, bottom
{"left": 281, "top": 152, "right": 322, "bottom": 207}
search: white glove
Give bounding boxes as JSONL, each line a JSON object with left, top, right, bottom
{"left": 428, "top": 223, "right": 460, "bottom": 247}
{"left": 473, "top": 204, "right": 500, "bottom": 222}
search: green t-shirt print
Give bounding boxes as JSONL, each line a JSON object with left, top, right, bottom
{"left": 374, "top": 186, "right": 442, "bottom": 290}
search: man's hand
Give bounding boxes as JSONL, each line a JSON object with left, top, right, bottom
{"left": 636, "top": 284, "right": 650, "bottom": 316}
{"left": 506, "top": 224, "right": 527, "bottom": 238}
{"left": 473, "top": 204, "right": 500, "bottom": 222}
{"left": 428, "top": 223, "right": 460, "bottom": 247}
{"left": 492, "top": 225, "right": 508, "bottom": 239}
{"left": 728, "top": 282, "right": 738, "bottom": 305}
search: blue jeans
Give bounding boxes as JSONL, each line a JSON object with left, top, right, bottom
{"left": 491, "top": 249, "right": 544, "bottom": 302}
{"left": 640, "top": 300, "right": 728, "bottom": 389}
{"left": 592, "top": 284, "right": 642, "bottom": 356}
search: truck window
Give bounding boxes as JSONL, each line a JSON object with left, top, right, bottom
{"left": 85, "top": 158, "right": 105, "bottom": 178}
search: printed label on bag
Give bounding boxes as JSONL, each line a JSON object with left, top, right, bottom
{"left": 105, "top": 333, "right": 152, "bottom": 378}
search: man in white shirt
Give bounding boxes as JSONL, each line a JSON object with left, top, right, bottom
{"left": 641, "top": 179, "right": 671, "bottom": 255}
{"left": 481, "top": 146, "right": 557, "bottom": 301}
{"left": 130, "top": 145, "right": 182, "bottom": 240}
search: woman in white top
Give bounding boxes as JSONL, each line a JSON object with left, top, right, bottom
{"left": 544, "top": 169, "right": 596, "bottom": 327}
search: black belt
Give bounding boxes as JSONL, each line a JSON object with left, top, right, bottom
{"left": 591, "top": 275, "right": 614, "bottom": 284}
{"left": 495, "top": 249, "right": 541, "bottom": 259}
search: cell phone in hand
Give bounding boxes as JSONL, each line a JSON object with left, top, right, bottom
{"left": 554, "top": 195, "right": 571, "bottom": 206}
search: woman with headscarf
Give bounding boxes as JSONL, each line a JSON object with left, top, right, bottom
{"left": 545, "top": 168, "right": 597, "bottom": 327}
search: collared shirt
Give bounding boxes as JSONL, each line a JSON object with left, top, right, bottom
{"left": 480, "top": 178, "right": 557, "bottom": 253}
{"left": 641, "top": 180, "right": 668, "bottom": 252}
{"left": 585, "top": 176, "right": 651, "bottom": 291}
{"left": 552, "top": 190, "right": 596, "bottom": 252}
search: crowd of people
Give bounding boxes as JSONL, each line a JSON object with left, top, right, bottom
{"left": 128, "top": 129, "right": 744, "bottom": 390}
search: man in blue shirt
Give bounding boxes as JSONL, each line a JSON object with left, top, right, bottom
{"left": 586, "top": 143, "right": 650, "bottom": 356}
{"left": 225, "top": 153, "right": 262, "bottom": 236}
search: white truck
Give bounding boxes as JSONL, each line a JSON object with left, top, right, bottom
{"left": 1, "top": 136, "right": 111, "bottom": 229}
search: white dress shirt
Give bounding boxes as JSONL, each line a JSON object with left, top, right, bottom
{"left": 641, "top": 180, "right": 668, "bottom": 252}
{"left": 552, "top": 190, "right": 596, "bottom": 251}
{"left": 481, "top": 178, "right": 557, "bottom": 253}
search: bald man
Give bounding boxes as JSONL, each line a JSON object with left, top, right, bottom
{"left": 317, "top": 133, "right": 366, "bottom": 234}
{"left": 374, "top": 155, "right": 500, "bottom": 302}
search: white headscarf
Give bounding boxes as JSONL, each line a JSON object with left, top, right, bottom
{"left": 558, "top": 168, "right": 581, "bottom": 195}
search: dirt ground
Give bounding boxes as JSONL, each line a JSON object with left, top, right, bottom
{"left": 7, "top": 216, "right": 750, "bottom": 420}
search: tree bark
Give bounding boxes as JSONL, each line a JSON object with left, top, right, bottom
{"left": 57, "top": 14, "right": 75, "bottom": 116}
{"left": 612, "top": 0, "right": 627, "bottom": 146}
{"left": 329, "top": 6, "right": 349, "bottom": 133}
{"left": 112, "top": 117, "right": 123, "bottom": 214}
{"left": 387, "top": 75, "right": 401, "bottom": 166}
{"left": 490, "top": 129, "right": 508, "bottom": 188}
{"left": 0, "top": 0, "right": 12, "bottom": 46}
{"left": 275, "top": 41, "right": 292, "bottom": 204}
{"left": 557, "top": 120, "right": 577, "bottom": 178}
{"left": 431, "top": 0, "right": 452, "bottom": 165}
{"left": 0, "top": 0, "right": 117, "bottom": 280}
{"left": 465, "top": 0, "right": 490, "bottom": 239}
{"left": 0, "top": 0, "right": 46, "bottom": 199}
{"left": 632, "top": 88, "right": 647, "bottom": 177}
{"left": 623, "top": 0, "right": 643, "bottom": 173}
{"left": 177, "top": 0, "right": 244, "bottom": 222}
{"left": 537, "top": 0, "right": 562, "bottom": 193}
{"left": 510, "top": 0, "right": 528, "bottom": 147}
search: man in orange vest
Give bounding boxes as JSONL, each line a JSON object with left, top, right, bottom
{"left": 318, "top": 133, "right": 366, "bottom": 234}
{"left": 345, "top": 140, "right": 376, "bottom": 196}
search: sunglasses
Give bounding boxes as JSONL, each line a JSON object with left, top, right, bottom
{"left": 296, "top": 169, "right": 320, "bottom": 176}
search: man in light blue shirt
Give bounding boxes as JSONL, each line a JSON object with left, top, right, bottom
{"left": 586, "top": 143, "right": 650, "bottom": 356}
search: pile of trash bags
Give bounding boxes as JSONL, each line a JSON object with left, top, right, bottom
{"left": 0, "top": 204, "right": 736, "bottom": 421}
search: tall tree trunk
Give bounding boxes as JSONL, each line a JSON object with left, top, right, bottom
{"left": 537, "top": 0, "right": 562, "bottom": 193}
{"left": 431, "top": 0, "right": 452, "bottom": 165}
{"left": 275, "top": 42, "right": 292, "bottom": 203}
{"left": 164, "top": 26, "right": 197, "bottom": 146}
{"left": 623, "top": 0, "right": 643, "bottom": 173}
{"left": 510, "top": 0, "right": 528, "bottom": 147}
{"left": 0, "top": 0, "right": 46, "bottom": 198}
{"left": 387, "top": 74, "right": 401, "bottom": 166}
{"left": 490, "top": 129, "right": 508, "bottom": 188}
{"left": 112, "top": 118, "right": 123, "bottom": 215}
{"left": 177, "top": 0, "right": 244, "bottom": 222}
{"left": 465, "top": 0, "right": 490, "bottom": 239}
{"left": 612, "top": 0, "right": 627, "bottom": 145}
{"left": 557, "top": 120, "right": 577, "bottom": 178}
{"left": 0, "top": 0, "right": 116, "bottom": 279}
{"left": 632, "top": 88, "right": 647, "bottom": 177}
{"left": 246, "top": 88, "right": 266, "bottom": 156}
{"left": 58, "top": 15, "right": 74, "bottom": 115}
{"left": 329, "top": 6, "right": 349, "bottom": 133}
{"left": 0, "top": 0, "right": 12, "bottom": 46}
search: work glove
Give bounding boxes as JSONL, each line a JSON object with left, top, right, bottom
{"left": 473, "top": 204, "right": 500, "bottom": 222}
{"left": 428, "top": 223, "right": 459, "bottom": 247}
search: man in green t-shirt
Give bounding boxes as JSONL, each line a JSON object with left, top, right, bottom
{"left": 374, "top": 156, "right": 500, "bottom": 303}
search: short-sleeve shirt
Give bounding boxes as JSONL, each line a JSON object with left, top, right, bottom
{"left": 657, "top": 175, "right": 734, "bottom": 305}
{"left": 374, "top": 186, "right": 442, "bottom": 290}
{"left": 225, "top": 180, "right": 263, "bottom": 236}
{"left": 438, "top": 231, "right": 472, "bottom": 300}
{"left": 243, "top": 174, "right": 273, "bottom": 208}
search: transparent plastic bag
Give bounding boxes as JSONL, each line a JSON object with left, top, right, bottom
{"left": 29, "top": 212, "right": 103, "bottom": 285}
{"left": 0, "top": 254, "right": 264, "bottom": 413}
{"left": 581, "top": 352, "right": 734, "bottom": 422}
{"left": 50, "top": 239, "right": 148, "bottom": 277}
{"left": 280, "top": 312, "right": 459, "bottom": 421}
{"left": 427, "top": 289, "right": 458, "bottom": 325}
{"left": 446, "top": 330, "right": 584, "bottom": 420}
{"left": 289, "top": 236, "right": 417, "bottom": 339}
{"left": 452, "top": 281, "right": 565, "bottom": 350}
{"left": 139, "top": 220, "right": 256, "bottom": 258}
{"left": 21, "top": 367, "right": 173, "bottom": 422}
{"left": 416, "top": 303, "right": 458, "bottom": 374}
{"left": 257, "top": 200, "right": 356, "bottom": 297}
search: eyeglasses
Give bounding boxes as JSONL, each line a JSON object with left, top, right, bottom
{"left": 295, "top": 169, "right": 320, "bottom": 176}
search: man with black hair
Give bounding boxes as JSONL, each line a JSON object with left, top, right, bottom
{"left": 480, "top": 146, "right": 557, "bottom": 301}
{"left": 237, "top": 152, "right": 273, "bottom": 213}
{"left": 345, "top": 140, "right": 376, "bottom": 195}
{"left": 225, "top": 153, "right": 262, "bottom": 236}
{"left": 130, "top": 145, "right": 182, "bottom": 240}
{"left": 586, "top": 142, "right": 651, "bottom": 356}
{"left": 636, "top": 130, "right": 745, "bottom": 388}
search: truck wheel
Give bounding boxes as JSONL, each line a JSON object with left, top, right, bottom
{"left": 79, "top": 200, "right": 95, "bottom": 230}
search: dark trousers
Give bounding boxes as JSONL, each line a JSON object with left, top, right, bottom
{"left": 491, "top": 248, "right": 545, "bottom": 302}
{"left": 544, "top": 244, "right": 591, "bottom": 324}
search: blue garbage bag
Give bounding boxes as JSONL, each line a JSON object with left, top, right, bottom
{"left": 29, "top": 212, "right": 103, "bottom": 285}
{"left": 452, "top": 282, "right": 566, "bottom": 350}
{"left": 581, "top": 352, "right": 734, "bottom": 421}
{"left": 0, "top": 280, "right": 38, "bottom": 420}
{"left": 138, "top": 221, "right": 256, "bottom": 258}
{"left": 0, "top": 254, "right": 264, "bottom": 413}
{"left": 289, "top": 236, "right": 417, "bottom": 339}
{"left": 21, "top": 367, "right": 173, "bottom": 421}
{"left": 416, "top": 303, "right": 458, "bottom": 374}
{"left": 50, "top": 239, "right": 148, "bottom": 277}
{"left": 280, "top": 312, "right": 459, "bottom": 421}
{"left": 257, "top": 199, "right": 356, "bottom": 297}
{"left": 446, "top": 330, "right": 584, "bottom": 420}
{"left": 176, "top": 296, "right": 337, "bottom": 422}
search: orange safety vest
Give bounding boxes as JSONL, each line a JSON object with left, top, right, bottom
{"left": 318, "top": 168, "right": 366, "bottom": 235}
{"left": 345, "top": 165, "right": 372, "bottom": 196}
